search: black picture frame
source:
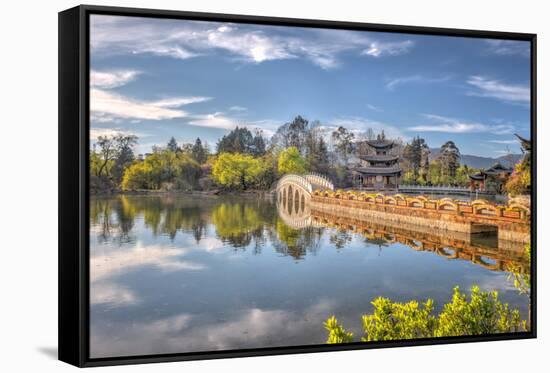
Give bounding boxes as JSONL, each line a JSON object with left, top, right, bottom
{"left": 59, "top": 4, "right": 537, "bottom": 367}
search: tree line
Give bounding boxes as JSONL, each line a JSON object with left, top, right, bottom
{"left": 90, "top": 114, "right": 519, "bottom": 193}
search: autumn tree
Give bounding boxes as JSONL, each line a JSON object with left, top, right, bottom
{"left": 278, "top": 146, "right": 307, "bottom": 175}
{"left": 211, "top": 153, "right": 262, "bottom": 190}
{"left": 91, "top": 134, "right": 138, "bottom": 190}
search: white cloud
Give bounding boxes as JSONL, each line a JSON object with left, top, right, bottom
{"left": 150, "top": 96, "right": 212, "bottom": 108}
{"left": 362, "top": 40, "right": 414, "bottom": 57}
{"left": 466, "top": 75, "right": 530, "bottom": 104}
{"left": 188, "top": 112, "right": 237, "bottom": 130}
{"left": 187, "top": 113, "right": 280, "bottom": 135}
{"left": 91, "top": 88, "right": 187, "bottom": 121}
{"left": 386, "top": 74, "right": 451, "bottom": 91}
{"left": 90, "top": 67, "right": 212, "bottom": 123}
{"left": 329, "top": 116, "right": 407, "bottom": 141}
{"left": 90, "top": 15, "right": 414, "bottom": 70}
{"left": 409, "top": 114, "right": 514, "bottom": 134}
{"left": 229, "top": 106, "right": 247, "bottom": 112}
{"left": 488, "top": 139, "right": 519, "bottom": 144}
{"left": 485, "top": 40, "right": 530, "bottom": 57}
{"left": 89, "top": 127, "right": 140, "bottom": 140}
{"left": 90, "top": 69, "right": 141, "bottom": 88}
{"left": 366, "top": 104, "right": 383, "bottom": 112}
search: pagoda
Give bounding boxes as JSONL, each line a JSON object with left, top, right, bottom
{"left": 469, "top": 162, "right": 512, "bottom": 193}
{"left": 352, "top": 139, "right": 402, "bottom": 190}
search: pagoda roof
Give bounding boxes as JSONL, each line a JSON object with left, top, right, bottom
{"left": 360, "top": 154, "right": 399, "bottom": 162}
{"left": 469, "top": 173, "right": 485, "bottom": 181}
{"left": 469, "top": 162, "right": 512, "bottom": 179}
{"left": 515, "top": 133, "right": 531, "bottom": 152}
{"left": 485, "top": 162, "right": 513, "bottom": 174}
{"left": 354, "top": 166, "right": 402, "bottom": 175}
{"left": 365, "top": 140, "right": 395, "bottom": 149}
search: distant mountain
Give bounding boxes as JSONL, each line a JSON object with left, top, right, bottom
{"left": 429, "top": 148, "right": 522, "bottom": 169}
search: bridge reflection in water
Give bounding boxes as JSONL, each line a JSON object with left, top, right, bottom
{"left": 276, "top": 191, "right": 529, "bottom": 274}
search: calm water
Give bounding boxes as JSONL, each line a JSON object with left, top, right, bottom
{"left": 89, "top": 194, "right": 529, "bottom": 358}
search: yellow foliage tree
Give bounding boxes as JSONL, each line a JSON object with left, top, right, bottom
{"left": 278, "top": 146, "right": 307, "bottom": 175}
{"left": 211, "top": 152, "right": 262, "bottom": 190}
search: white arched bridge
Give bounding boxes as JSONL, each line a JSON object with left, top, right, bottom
{"left": 275, "top": 173, "right": 334, "bottom": 203}
{"left": 275, "top": 173, "right": 334, "bottom": 230}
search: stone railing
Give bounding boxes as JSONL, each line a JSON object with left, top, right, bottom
{"left": 312, "top": 190, "right": 530, "bottom": 221}
{"left": 304, "top": 173, "right": 334, "bottom": 191}
{"left": 277, "top": 174, "right": 313, "bottom": 194}
{"left": 398, "top": 184, "right": 471, "bottom": 192}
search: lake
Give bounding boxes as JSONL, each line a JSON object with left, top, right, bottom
{"left": 89, "top": 194, "right": 529, "bottom": 358}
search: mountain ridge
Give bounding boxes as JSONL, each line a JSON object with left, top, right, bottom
{"left": 428, "top": 148, "right": 522, "bottom": 169}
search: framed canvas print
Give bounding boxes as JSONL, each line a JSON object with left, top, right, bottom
{"left": 58, "top": 4, "right": 536, "bottom": 367}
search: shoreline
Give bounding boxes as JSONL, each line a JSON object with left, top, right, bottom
{"left": 90, "top": 189, "right": 275, "bottom": 199}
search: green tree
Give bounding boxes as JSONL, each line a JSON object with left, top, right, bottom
{"left": 278, "top": 146, "right": 307, "bottom": 175}
{"left": 402, "top": 136, "right": 428, "bottom": 182}
{"left": 121, "top": 149, "right": 200, "bottom": 190}
{"left": 216, "top": 126, "right": 265, "bottom": 155}
{"left": 439, "top": 141, "right": 461, "bottom": 179}
{"left": 272, "top": 116, "right": 309, "bottom": 152}
{"left": 191, "top": 137, "right": 208, "bottom": 164}
{"left": 167, "top": 137, "right": 179, "bottom": 153}
{"left": 252, "top": 129, "right": 267, "bottom": 157}
{"left": 331, "top": 126, "right": 355, "bottom": 164}
{"left": 112, "top": 135, "right": 138, "bottom": 185}
{"left": 455, "top": 165, "right": 474, "bottom": 186}
{"left": 212, "top": 152, "right": 262, "bottom": 190}
{"left": 91, "top": 134, "right": 138, "bottom": 190}
{"left": 305, "top": 126, "right": 330, "bottom": 173}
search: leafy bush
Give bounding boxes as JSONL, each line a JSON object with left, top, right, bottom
{"left": 325, "top": 286, "right": 526, "bottom": 343}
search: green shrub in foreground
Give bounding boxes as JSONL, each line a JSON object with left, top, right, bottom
{"left": 324, "top": 286, "right": 526, "bottom": 343}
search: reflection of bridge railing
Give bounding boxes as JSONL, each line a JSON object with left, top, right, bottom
{"left": 310, "top": 209, "right": 529, "bottom": 273}
{"left": 311, "top": 191, "right": 530, "bottom": 243}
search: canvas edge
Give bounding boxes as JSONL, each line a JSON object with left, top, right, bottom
{"left": 57, "top": 4, "right": 537, "bottom": 368}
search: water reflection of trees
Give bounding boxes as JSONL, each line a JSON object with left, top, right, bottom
{"left": 90, "top": 197, "right": 135, "bottom": 244}
{"left": 211, "top": 202, "right": 269, "bottom": 250}
{"left": 90, "top": 195, "right": 329, "bottom": 259}
{"left": 90, "top": 195, "right": 209, "bottom": 244}
{"left": 270, "top": 221, "right": 323, "bottom": 259}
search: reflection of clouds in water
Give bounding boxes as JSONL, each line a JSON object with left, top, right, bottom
{"left": 90, "top": 243, "right": 206, "bottom": 306}
{"left": 91, "top": 282, "right": 137, "bottom": 306}
{"left": 195, "top": 237, "right": 225, "bottom": 252}
{"left": 90, "top": 299, "right": 336, "bottom": 358}
{"left": 464, "top": 272, "right": 517, "bottom": 293}
{"left": 91, "top": 243, "right": 205, "bottom": 282}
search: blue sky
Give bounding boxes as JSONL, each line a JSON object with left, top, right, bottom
{"left": 90, "top": 15, "right": 531, "bottom": 157}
